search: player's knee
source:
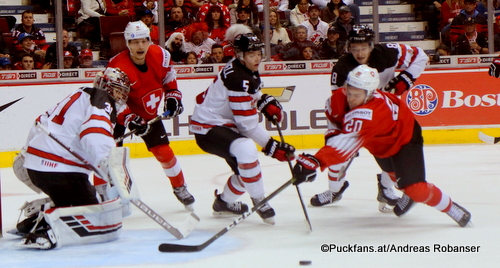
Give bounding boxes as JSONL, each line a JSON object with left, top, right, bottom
{"left": 230, "top": 138, "right": 258, "bottom": 163}
{"left": 403, "top": 182, "right": 431, "bottom": 203}
{"left": 150, "top": 144, "right": 175, "bottom": 163}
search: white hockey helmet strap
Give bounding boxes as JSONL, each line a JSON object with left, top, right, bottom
{"left": 346, "top": 64, "right": 379, "bottom": 102}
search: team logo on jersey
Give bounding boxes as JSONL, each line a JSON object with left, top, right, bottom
{"left": 142, "top": 88, "right": 163, "bottom": 115}
{"left": 406, "top": 84, "right": 438, "bottom": 116}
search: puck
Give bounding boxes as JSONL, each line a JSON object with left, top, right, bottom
{"left": 299, "top": 260, "right": 312, "bottom": 266}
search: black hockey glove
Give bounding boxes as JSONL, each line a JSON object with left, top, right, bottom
{"left": 257, "top": 94, "right": 283, "bottom": 124}
{"left": 262, "top": 138, "right": 295, "bottom": 162}
{"left": 383, "top": 70, "right": 415, "bottom": 95}
{"left": 164, "top": 90, "right": 184, "bottom": 117}
{"left": 292, "top": 154, "right": 320, "bottom": 185}
{"left": 125, "top": 114, "right": 151, "bottom": 137}
{"left": 489, "top": 58, "right": 500, "bottom": 78}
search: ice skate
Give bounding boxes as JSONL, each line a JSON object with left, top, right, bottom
{"left": 393, "top": 194, "right": 415, "bottom": 216}
{"left": 17, "top": 229, "right": 57, "bottom": 250}
{"left": 446, "top": 202, "right": 471, "bottom": 227}
{"left": 310, "top": 181, "right": 349, "bottom": 207}
{"left": 376, "top": 174, "right": 400, "bottom": 213}
{"left": 212, "top": 190, "right": 249, "bottom": 216}
{"left": 173, "top": 185, "right": 195, "bottom": 211}
{"left": 251, "top": 197, "right": 276, "bottom": 225}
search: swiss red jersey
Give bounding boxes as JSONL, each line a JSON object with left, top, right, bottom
{"left": 315, "top": 88, "right": 415, "bottom": 170}
{"left": 108, "top": 45, "right": 178, "bottom": 121}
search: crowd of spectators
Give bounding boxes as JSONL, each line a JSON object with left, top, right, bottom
{"left": 3, "top": 0, "right": 500, "bottom": 69}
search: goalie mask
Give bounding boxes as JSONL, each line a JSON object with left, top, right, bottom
{"left": 94, "top": 67, "right": 131, "bottom": 106}
{"left": 346, "top": 64, "right": 379, "bottom": 103}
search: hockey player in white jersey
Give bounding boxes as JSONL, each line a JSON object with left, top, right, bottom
{"left": 312, "top": 25, "right": 429, "bottom": 214}
{"left": 13, "top": 67, "right": 131, "bottom": 249}
{"left": 189, "top": 25, "right": 296, "bottom": 225}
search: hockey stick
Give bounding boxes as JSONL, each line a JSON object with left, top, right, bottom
{"left": 478, "top": 131, "right": 500, "bottom": 144}
{"left": 36, "top": 122, "right": 198, "bottom": 239}
{"left": 272, "top": 118, "right": 312, "bottom": 232}
{"left": 114, "top": 111, "right": 171, "bottom": 143}
{"left": 0, "top": 97, "right": 23, "bottom": 113}
{"left": 159, "top": 178, "right": 294, "bottom": 252}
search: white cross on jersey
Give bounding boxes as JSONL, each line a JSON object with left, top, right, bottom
{"left": 146, "top": 94, "right": 160, "bottom": 110}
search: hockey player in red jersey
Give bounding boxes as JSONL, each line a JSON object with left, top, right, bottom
{"left": 189, "top": 25, "right": 295, "bottom": 225}
{"left": 293, "top": 65, "right": 471, "bottom": 227}
{"left": 107, "top": 21, "right": 195, "bottom": 210}
{"left": 311, "top": 25, "right": 429, "bottom": 212}
{"left": 16, "top": 67, "right": 131, "bottom": 249}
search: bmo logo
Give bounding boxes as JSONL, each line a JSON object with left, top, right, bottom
{"left": 406, "top": 84, "right": 438, "bottom": 116}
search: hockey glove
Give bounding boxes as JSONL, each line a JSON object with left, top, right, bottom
{"left": 383, "top": 70, "right": 415, "bottom": 95}
{"left": 164, "top": 90, "right": 184, "bottom": 117}
{"left": 262, "top": 138, "right": 295, "bottom": 162}
{"left": 489, "top": 58, "right": 500, "bottom": 78}
{"left": 292, "top": 154, "right": 320, "bottom": 185}
{"left": 125, "top": 114, "right": 151, "bottom": 137}
{"left": 257, "top": 94, "right": 283, "bottom": 124}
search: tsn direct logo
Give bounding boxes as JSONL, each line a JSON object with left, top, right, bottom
{"left": 406, "top": 84, "right": 500, "bottom": 116}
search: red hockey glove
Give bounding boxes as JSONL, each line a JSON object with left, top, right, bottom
{"left": 489, "top": 58, "right": 500, "bottom": 78}
{"left": 262, "top": 138, "right": 295, "bottom": 161}
{"left": 383, "top": 70, "right": 415, "bottom": 95}
{"left": 125, "top": 114, "right": 151, "bottom": 137}
{"left": 164, "top": 90, "right": 184, "bottom": 117}
{"left": 257, "top": 94, "right": 283, "bottom": 124}
{"left": 292, "top": 154, "right": 320, "bottom": 185}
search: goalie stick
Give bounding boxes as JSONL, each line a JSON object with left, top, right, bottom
{"left": 36, "top": 122, "right": 199, "bottom": 239}
{"left": 273, "top": 118, "right": 312, "bottom": 232}
{"left": 159, "top": 178, "right": 294, "bottom": 252}
{"left": 115, "top": 111, "right": 171, "bottom": 143}
{"left": 478, "top": 131, "right": 500, "bottom": 144}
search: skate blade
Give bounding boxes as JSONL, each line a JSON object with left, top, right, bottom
{"left": 262, "top": 217, "right": 275, "bottom": 225}
{"left": 7, "top": 229, "right": 26, "bottom": 237}
{"left": 184, "top": 204, "right": 194, "bottom": 211}
{"left": 213, "top": 211, "right": 246, "bottom": 217}
{"left": 378, "top": 202, "right": 393, "bottom": 213}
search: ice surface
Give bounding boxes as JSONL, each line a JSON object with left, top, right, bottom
{"left": 1, "top": 144, "right": 499, "bottom": 267}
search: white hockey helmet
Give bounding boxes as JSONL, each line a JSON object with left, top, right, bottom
{"left": 94, "top": 67, "right": 131, "bottom": 106}
{"left": 346, "top": 64, "right": 379, "bottom": 102}
{"left": 124, "top": 21, "right": 151, "bottom": 44}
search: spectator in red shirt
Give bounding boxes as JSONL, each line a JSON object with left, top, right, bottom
{"left": 205, "top": 5, "right": 228, "bottom": 44}
{"left": 104, "top": 0, "right": 136, "bottom": 17}
{"left": 197, "top": 0, "right": 231, "bottom": 27}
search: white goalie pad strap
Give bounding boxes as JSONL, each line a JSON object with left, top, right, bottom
{"left": 43, "top": 198, "right": 123, "bottom": 248}
{"left": 107, "top": 147, "right": 140, "bottom": 201}
{"left": 20, "top": 197, "right": 53, "bottom": 218}
{"left": 13, "top": 150, "right": 42, "bottom": 194}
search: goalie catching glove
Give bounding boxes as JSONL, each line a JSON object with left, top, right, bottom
{"left": 257, "top": 94, "right": 283, "bottom": 124}
{"left": 292, "top": 154, "right": 320, "bottom": 185}
{"left": 262, "top": 138, "right": 295, "bottom": 161}
{"left": 164, "top": 90, "right": 184, "bottom": 117}
{"left": 124, "top": 114, "right": 151, "bottom": 137}
{"left": 383, "top": 70, "right": 415, "bottom": 95}
{"left": 489, "top": 58, "right": 500, "bottom": 78}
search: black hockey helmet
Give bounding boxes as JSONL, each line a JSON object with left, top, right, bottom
{"left": 348, "top": 25, "right": 375, "bottom": 44}
{"left": 233, "top": 33, "right": 264, "bottom": 54}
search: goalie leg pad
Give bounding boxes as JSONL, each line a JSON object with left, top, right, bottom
{"left": 13, "top": 150, "right": 42, "bottom": 194}
{"left": 43, "top": 198, "right": 123, "bottom": 248}
{"left": 107, "top": 147, "right": 140, "bottom": 202}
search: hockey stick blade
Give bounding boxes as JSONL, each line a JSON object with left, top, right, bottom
{"left": 478, "top": 131, "right": 500, "bottom": 144}
{"left": 0, "top": 97, "right": 23, "bottom": 113}
{"left": 159, "top": 179, "right": 293, "bottom": 252}
{"left": 131, "top": 199, "right": 199, "bottom": 239}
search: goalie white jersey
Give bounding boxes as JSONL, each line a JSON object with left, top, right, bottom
{"left": 24, "top": 87, "right": 117, "bottom": 174}
{"left": 189, "top": 58, "right": 271, "bottom": 147}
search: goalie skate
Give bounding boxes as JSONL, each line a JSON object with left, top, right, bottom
{"left": 17, "top": 229, "right": 57, "bottom": 250}
{"left": 173, "top": 185, "right": 195, "bottom": 211}
{"left": 376, "top": 174, "right": 400, "bottom": 213}
{"left": 446, "top": 202, "right": 471, "bottom": 227}
{"left": 212, "top": 190, "right": 249, "bottom": 216}
{"left": 251, "top": 197, "right": 276, "bottom": 225}
{"left": 310, "top": 181, "right": 349, "bottom": 207}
